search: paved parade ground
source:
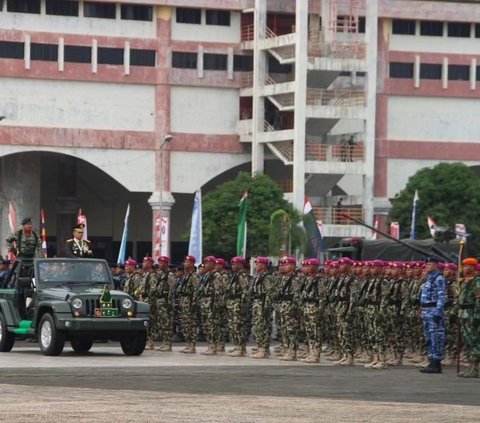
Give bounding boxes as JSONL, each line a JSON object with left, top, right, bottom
{"left": 0, "top": 342, "right": 479, "bottom": 422}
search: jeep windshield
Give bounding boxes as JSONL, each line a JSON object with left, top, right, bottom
{"left": 36, "top": 260, "right": 112, "bottom": 285}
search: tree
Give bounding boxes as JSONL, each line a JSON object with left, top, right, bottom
{"left": 389, "top": 162, "right": 480, "bottom": 254}
{"left": 201, "top": 172, "right": 305, "bottom": 258}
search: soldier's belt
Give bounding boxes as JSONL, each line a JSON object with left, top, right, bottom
{"left": 302, "top": 299, "right": 319, "bottom": 305}
{"left": 459, "top": 304, "right": 474, "bottom": 309}
{"left": 253, "top": 294, "right": 266, "bottom": 300}
{"left": 280, "top": 295, "right": 294, "bottom": 301}
{"left": 178, "top": 293, "right": 191, "bottom": 298}
{"left": 227, "top": 295, "right": 241, "bottom": 300}
{"left": 421, "top": 302, "right": 437, "bottom": 307}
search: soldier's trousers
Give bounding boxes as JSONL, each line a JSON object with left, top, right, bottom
{"left": 155, "top": 299, "right": 174, "bottom": 344}
{"left": 147, "top": 303, "right": 157, "bottom": 342}
{"left": 301, "top": 304, "right": 322, "bottom": 350}
{"left": 460, "top": 317, "right": 480, "bottom": 360}
{"left": 278, "top": 301, "right": 299, "bottom": 350}
{"left": 199, "top": 298, "right": 221, "bottom": 345}
{"left": 337, "top": 307, "right": 355, "bottom": 356}
{"left": 422, "top": 315, "right": 445, "bottom": 360}
{"left": 226, "top": 299, "right": 247, "bottom": 348}
{"left": 445, "top": 310, "right": 458, "bottom": 357}
{"left": 179, "top": 298, "right": 197, "bottom": 344}
{"left": 252, "top": 299, "right": 272, "bottom": 349}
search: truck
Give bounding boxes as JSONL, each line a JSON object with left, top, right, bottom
{"left": 0, "top": 258, "right": 149, "bottom": 356}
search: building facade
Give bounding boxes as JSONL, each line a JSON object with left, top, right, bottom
{"left": 1, "top": 0, "right": 480, "bottom": 260}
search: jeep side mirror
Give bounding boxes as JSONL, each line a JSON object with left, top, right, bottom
{"left": 18, "top": 277, "right": 33, "bottom": 290}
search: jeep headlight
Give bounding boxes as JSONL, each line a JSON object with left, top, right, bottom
{"left": 122, "top": 298, "right": 133, "bottom": 309}
{"left": 72, "top": 298, "right": 83, "bottom": 309}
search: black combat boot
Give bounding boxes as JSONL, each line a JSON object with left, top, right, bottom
{"left": 420, "top": 359, "right": 442, "bottom": 374}
{"left": 419, "top": 359, "right": 434, "bottom": 373}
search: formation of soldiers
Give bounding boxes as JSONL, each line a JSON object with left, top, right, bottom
{"left": 119, "top": 253, "right": 477, "bottom": 372}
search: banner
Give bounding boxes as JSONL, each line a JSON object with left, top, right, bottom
{"left": 427, "top": 216, "right": 437, "bottom": 238}
{"left": 390, "top": 222, "right": 400, "bottom": 239}
{"left": 77, "top": 209, "right": 88, "bottom": 240}
{"left": 153, "top": 212, "right": 161, "bottom": 259}
{"left": 160, "top": 216, "right": 169, "bottom": 257}
{"left": 455, "top": 223, "right": 467, "bottom": 241}
{"left": 40, "top": 208, "right": 47, "bottom": 257}
{"left": 303, "top": 198, "right": 323, "bottom": 258}
{"left": 8, "top": 202, "right": 16, "bottom": 234}
{"left": 236, "top": 191, "right": 248, "bottom": 258}
{"left": 372, "top": 215, "right": 379, "bottom": 240}
{"left": 117, "top": 203, "right": 130, "bottom": 264}
{"left": 410, "top": 189, "right": 419, "bottom": 239}
{"left": 188, "top": 189, "right": 202, "bottom": 266}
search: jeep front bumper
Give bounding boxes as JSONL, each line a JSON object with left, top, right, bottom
{"left": 54, "top": 314, "right": 149, "bottom": 332}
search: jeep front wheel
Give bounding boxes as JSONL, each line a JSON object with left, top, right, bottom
{"left": 120, "top": 332, "right": 147, "bottom": 356}
{"left": 0, "top": 311, "right": 15, "bottom": 352}
{"left": 70, "top": 338, "right": 93, "bottom": 353}
{"left": 38, "top": 313, "right": 65, "bottom": 356}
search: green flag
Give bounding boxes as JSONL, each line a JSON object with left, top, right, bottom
{"left": 236, "top": 191, "right": 248, "bottom": 257}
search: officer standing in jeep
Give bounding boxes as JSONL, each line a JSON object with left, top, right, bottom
{"left": 6, "top": 217, "right": 43, "bottom": 276}
{"left": 65, "top": 224, "right": 93, "bottom": 258}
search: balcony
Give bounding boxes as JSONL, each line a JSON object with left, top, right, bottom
{"left": 306, "top": 143, "right": 364, "bottom": 162}
{"left": 306, "top": 88, "right": 366, "bottom": 119}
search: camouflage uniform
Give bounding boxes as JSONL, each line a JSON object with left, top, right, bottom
{"left": 444, "top": 275, "right": 458, "bottom": 363}
{"left": 177, "top": 269, "right": 200, "bottom": 352}
{"left": 277, "top": 270, "right": 302, "bottom": 360}
{"left": 197, "top": 270, "right": 225, "bottom": 353}
{"left": 143, "top": 269, "right": 159, "bottom": 347}
{"left": 225, "top": 270, "right": 250, "bottom": 355}
{"left": 250, "top": 270, "right": 275, "bottom": 354}
{"left": 153, "top": 268, "right": 176, "bottom": 350}
{"left": 123, "top": 271, "right": 142, "bottom": 300}
{"left": 336, "top": 272, "right": 356, "bottom": 364}
{"left": 7, "top": 228, "right": 42, "bottom": 277}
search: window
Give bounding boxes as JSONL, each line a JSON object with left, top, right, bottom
{"left": 46, "top": 0, "right": 79, "bottom": 16}
{"left": 64, "top": 45, "right": 91, "bottom": 63}
{"left": 389, "top": 62, "right": 414, "bottom": 79}
{"left": 206, "top": 10, "right": 230, "bottom": 26}
{"left": 0, "top": 41, "right": 24, "bottom": 59}
{"left": 448, "top": 22, "right": 471, "bottom": 38}
{"left": 31, "top": 43, "right": 58, "bottom": 61}
{"left": 358, "top": 17, "right": 365, "bottom": 34}
{"left": 84, "top": 1, "right": 116, "bottom": 19}
{"left": 121, "top": 4, "right": 153, "bottom": 21}
{"left": 420, "top": 21, "right": 443, "bottom": 36}
{"left": 392, "top": 19, "right": 416, "bottom": 35}
{"left": 476, "top": 24, "right": 480, "bottom": 38}
{"left": 7, "top": 0, "right": 40, "bottom": 14}
{"left": 130, "top": 49, "right": 156, "bottom": 67}
{"left": 234, "top": 55, "right": 253, "bottom": 72}
{"left": 98, "top": 47, "right": 123, "bottom": 65}
{"left": 477, "top": 66, "right": 480, "bottom": 81}
{"left": 176, "top": 8, "right": 201, "bottom": 24}
{"left": 172, "top": 52, "right": 197, "bottom": 69}
{"left": 448, "top": 65, "right": 469, "bottom": 81}
{"left": 204, "top": 53, "right": 227, "bottom": 70}
{"left": 268, "top": 56, "right": 291, "bottom": 74}
{"left": 420, "top": 63, "right": 442, "bottom": 80}
{"left": 0, "top": 0, "right": 5, "bottom": 11}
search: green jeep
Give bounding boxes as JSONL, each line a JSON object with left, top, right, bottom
{"left": 0, "top": 258, "right": 149, "bottom": 356}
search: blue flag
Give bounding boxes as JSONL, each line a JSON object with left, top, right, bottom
{"left": 117, "top": 203, "right": 130, "bottom": 264}
{"left": 303, "top": 199, "right": 323, "bottom": 258}
{"left": 188, "top": 189, "right": 202, "bottom": 266}
{"left": 410, "top": 190, "right": 419, "bottom": 240}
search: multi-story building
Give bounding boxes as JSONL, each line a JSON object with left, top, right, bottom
{"left": 1, "top": 0, "right": 480, "bottom": 260}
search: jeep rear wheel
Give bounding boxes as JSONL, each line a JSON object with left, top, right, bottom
{"left": 39, "top": 313, "right": 65, "bottom": 356}
{"left": 70, "top": 338, "right": 93, "bottom": 353}
{"left": 120, "top": 332, "right": 147, "bottom": 356}
{"left": 0, "top": 311, "right": 15, "bottom": 352}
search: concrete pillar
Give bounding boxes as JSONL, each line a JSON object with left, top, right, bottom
{"left": 292, "top": 0, "right": 308, "bottom": 212}
{"left": 321, "top": 0, "right": 333, "bottom": 53}
{"left": 252, "top": 0, "right": 267, "bottom": 174}
{"left": 363, "top": 0, "right": 378, "bottom": 226}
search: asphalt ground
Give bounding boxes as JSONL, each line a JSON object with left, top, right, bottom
{"left": 0, "top": 342, "right": 479, "bottom": 422}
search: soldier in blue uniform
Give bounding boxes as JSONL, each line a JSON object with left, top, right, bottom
{"left": 419, "top": 257, "right": 446, "bottom": 374}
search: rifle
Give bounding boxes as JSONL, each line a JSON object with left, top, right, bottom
{"left": 456, "top": 238, "right": 465, "bottom": 376}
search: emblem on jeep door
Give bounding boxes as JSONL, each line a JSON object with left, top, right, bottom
{"left": 94, "top": 285, "right": 119, "bottom": 317}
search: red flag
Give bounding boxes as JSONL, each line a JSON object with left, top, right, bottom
{"left": 390, "top": 222, "right": 400, "bottom": 239}
{"left": 40, "top": 209, "right": 47, "bottom": 257}
{"left": 77, "top": 209, "right": 88, "bottom": 240}
{"left": 8, "top": 202, "right": 16, "bottom": 234}
{"left": 153, "top": 212, "right": 161, "bottom": 259}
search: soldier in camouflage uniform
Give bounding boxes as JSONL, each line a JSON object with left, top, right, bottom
{"left": 299, "top": 258, "right": 324, "bottom": 363}
{"left": 214, "top": 258, "right": 229, "bottom": 352}
{"left": 457, "top": 258, "right": 480, "bottom": 378}
{"left": 249, "top": 257, "right": 274, "bottom": 359}
{"left": 197, "top": 256, "right": 225, "bottom": 355}
{"left": 153, "top": 256, "right": 176, "bottom": 352}
{"left": 141, "top": 256, "right": 158, "bottom": 350}
{"left": 123, "top": 259, "right": 142, "bottom": 300}
{"left": 225, "top": 257, "right": 250, "bottom": 357}
{"left": 177, "top": 255, "right": 199, "bottom": 353}
{"left": 442, "top": 263, "right": 458, "bottom": 366}
{"left": 6, "top": 217, "right": 43, "bottom": 277}
{"left": 355, "top": 262, "right": 373, "bottom": 363}
{"left": 325, "top": 261, "right": 341, "bottom": 361}
{"left": 277, "top": 257, "right": 302, "bottom": 361}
